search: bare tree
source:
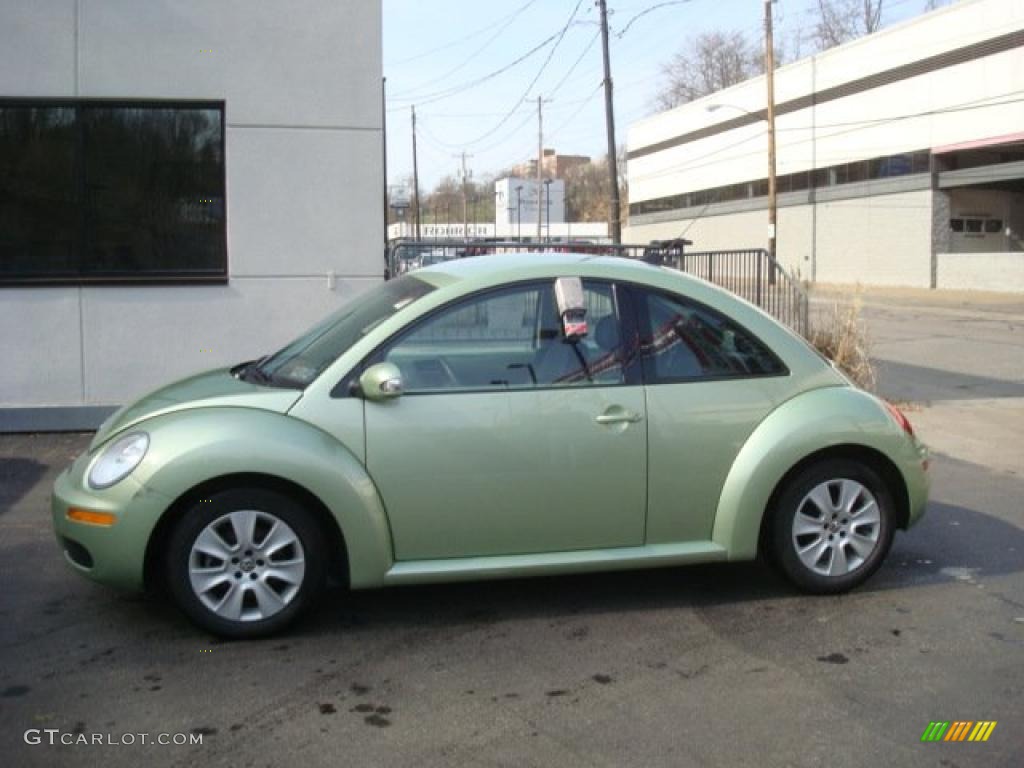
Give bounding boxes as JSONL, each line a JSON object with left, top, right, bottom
{"left": 813, "top": 0, "right": 884, "bottom": 50}
{"left": 654, "top": 31, "right": 763, "bottom": 111}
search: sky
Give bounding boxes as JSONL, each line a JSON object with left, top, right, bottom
{"left": 383, "top": 0, "right": 934, "bottom": 190}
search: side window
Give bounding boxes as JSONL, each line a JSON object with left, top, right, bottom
{"left": 637, "top": 289, "right": 786, "bottom": 382}
{"left": 378, "top": 281, "right": 626, "bottom": 393}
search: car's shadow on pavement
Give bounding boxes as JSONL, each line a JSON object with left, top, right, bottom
{"left": 874, "top": 499, "right": 1024, "bottom": 595}
{"left": 0, "top": 457, "right": 48, "bottom": 514}
{"left": 282, "top": 496, "right": 1024, "bottom": 642}
{"left": 14, "top": 499, "right": 1023, "bottom": 649}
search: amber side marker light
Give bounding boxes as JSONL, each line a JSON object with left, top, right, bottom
{"left": 66, "top": 508, "right": 118, "bottom": 527}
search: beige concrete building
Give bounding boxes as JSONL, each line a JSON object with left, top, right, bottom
{"left": 513, "top": 149, "right": 591, "bottom": 180}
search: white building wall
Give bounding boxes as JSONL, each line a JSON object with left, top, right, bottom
{"left": 625, "top": 189, "right": 935, "bottom": 288}
{"left": 628, "top": 0, "right": 1024, "bottom": 204}
{"left": 0, "top": 0, "right": 384, "bottom": 415}
{"left": 937, "top": 253, "right": 1024, "bottom": 291}
{"left": 624, "top": 0, "right": 1024, "bottom": 293}
{"left": 495, "top": 178, "right": 567, "bottom": 226}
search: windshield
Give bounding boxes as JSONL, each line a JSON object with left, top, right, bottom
{"left": 250, "top": 275, "right": 435, "bottom": 388}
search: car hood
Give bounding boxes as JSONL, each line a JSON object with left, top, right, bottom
{"left": 89, "top": 367, "right": 302, "bottom": 450}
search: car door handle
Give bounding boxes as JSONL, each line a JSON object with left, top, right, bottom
{"left": 595, "top": 409, "right": 643, "bottom": 425}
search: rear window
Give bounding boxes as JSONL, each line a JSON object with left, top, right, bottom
{"left": 636, "top": 288, "right": 787, "bottom": 381}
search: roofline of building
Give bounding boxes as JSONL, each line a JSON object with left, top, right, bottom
{"left": 627, "top": 27, "right": 1024, "bottom": 161}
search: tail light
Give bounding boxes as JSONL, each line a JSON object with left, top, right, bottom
{"left": 884, "top": 401, "right": 914, "bottom": 437}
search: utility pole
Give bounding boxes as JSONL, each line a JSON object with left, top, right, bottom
{"left": 454, "top": 150, "right": 473, "bottom": 240}
{"left": 537, "top": 95, "right": 544, "bottom": 241}
{"left": 411, "top": 106, "right": 422, "bottom": 241}
{"left": 764, "top": 0, "right": 778, "bottom": 269}
{"left": 515, "top": 185, "right": 523, "bottom": 241}
{"left": 382, "top": 77, "right": 388, "bottom": 257}
{"left": 598, "top": 0, "right": 622, "bottom": 244}
{"left": 544, "top": 178, "right": 553, "bottom": 242}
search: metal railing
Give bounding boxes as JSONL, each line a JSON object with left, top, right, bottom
{"left": 679, "top": 249, "right": 809, "bottom": 337}
{"left": 385, "top": 239, "right": 809, "bottom": 337}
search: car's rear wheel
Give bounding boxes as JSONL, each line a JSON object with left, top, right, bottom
{"left": 772, "top": 459, "right": 895, "bottom": 593}
{"left": 166, "top": 488, "right": 326, "bottom": 638}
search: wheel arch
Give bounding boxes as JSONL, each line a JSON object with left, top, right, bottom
{"left": 130, "top": 407, "right": 394, "bottom": 592}
{"left": 711, "top": 386, "right": 918, "bottom": 561}
{"left": 755, "top": 444, "right": 911, "bottom": 560}
{"left": 144, "top": 472, "right": 349, "bottom": 592}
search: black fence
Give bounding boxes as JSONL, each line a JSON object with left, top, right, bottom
{"left": 385, "top": 239, "right": 809, "bottom": 337}
{"left": 680, "top": 249, "right": 809, "bottom": 337}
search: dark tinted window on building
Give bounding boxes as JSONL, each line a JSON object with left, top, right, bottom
{"left": 0, "top": 100, "right": 226, "bottom": 283}
{"left": 630, "top": 148, "right": 937, "bottom": 217}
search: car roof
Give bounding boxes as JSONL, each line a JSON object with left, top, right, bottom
{"left": 416, "top": 251, "right": 676, "bottom": 285}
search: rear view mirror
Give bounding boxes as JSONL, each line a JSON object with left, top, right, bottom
{"left": 359, "top": 362, "right": 404, "bottom": 402}
{"left": 554, "top": 276, "right": 587, "bottom": 341}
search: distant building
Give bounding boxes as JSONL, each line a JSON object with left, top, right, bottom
{"left": 496, "top": 177, "right": 566, "bottom": 229}
{"left": 624, "top": 0, "right": 1024, "bottom": 292}
{"left": 513, "top": 149, "right": 591, "bottom": 180}
{"left": 387, "top": 176, "right": 608, "bottom": 243}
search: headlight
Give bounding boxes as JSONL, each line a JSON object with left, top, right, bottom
{"left": 88, "top": 432, "right": 149, "bottom": 489}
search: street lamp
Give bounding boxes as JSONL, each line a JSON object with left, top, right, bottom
{"left": 543, "top": 179, "right": 553, "bottom": 242}
{"left": 705, "top": 96, "right": 777, "bottom": 271}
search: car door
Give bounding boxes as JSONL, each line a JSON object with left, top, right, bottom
{"left": 630, "top": 284, "right": 793, "bottom": 545}
{"left": 363, "top": 279, "right": 647, "bottom": 561}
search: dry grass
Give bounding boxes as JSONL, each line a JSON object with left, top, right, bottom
{"left": 809, "top": 297, "right": 877, "bottom": 392}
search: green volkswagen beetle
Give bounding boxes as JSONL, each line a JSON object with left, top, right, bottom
{"left": 52, "top": 253, "right": 929, "bottom": 637}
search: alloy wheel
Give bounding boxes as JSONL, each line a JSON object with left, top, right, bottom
{"left": 188, "top": 509, "right": 306, "bottom": 622}
{"left": 790, "top": 478, "right": 881, "bottom": 577}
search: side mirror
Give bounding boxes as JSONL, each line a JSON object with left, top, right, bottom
{"left": 359, "top": 362, "right": 404, "bottom": 402}
{"left": 554, "top": 276, "right": 588, "bottom": 341}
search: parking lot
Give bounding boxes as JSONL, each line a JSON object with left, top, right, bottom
{"left": 2, "top": 289, "right": 1022, "bottom": 768}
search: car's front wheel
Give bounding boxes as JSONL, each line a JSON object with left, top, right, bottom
{"left": 772, "top": 459, "right": 895, "bottom": 593}
{"left": 165, "top": 488, "right": 326, "bottom": 638}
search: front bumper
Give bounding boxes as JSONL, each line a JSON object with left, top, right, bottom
{"left": 902, "top": 436, "right": 930, "bottom": 528}
{"left": 51, "top": 451, "right": 172, "bottom": 592}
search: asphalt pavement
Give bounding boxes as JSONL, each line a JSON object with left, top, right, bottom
{"left": 1, "top": 289, "right": 1022, "bottom": 768}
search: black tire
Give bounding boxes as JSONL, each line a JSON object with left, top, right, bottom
{"left": 165, "top": 488, "right": 326, "bottom": 638}
{"left": 771, "top": 459, "right": 895, "bottom": 594}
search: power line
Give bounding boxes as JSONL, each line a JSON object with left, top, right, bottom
{"left": 472, "top": 109, "right": 542, "bottom": 155}
{"left": 615, "top": 0, "right": 694, "bottom": 39}
{"left": 455, "top": 0, "right": 587, "bottom": 147}
{"left": 546, "top": 82, "right": 605, "bottom": 142}
{"left": 411, "top": 95, "right": 596, "bottom": 121}
{"left": 392, "top": 0, "right": 540, "bottom": 65}
{"left": 548, "top": 30, "right": 601, "bottom": 97}
{"left": 466, "top": 31, "right": 599, "bottom": 158}
{"left": 390, "top": 0, "right": 541, "bottom": 98}
{"left": 387, "top": 30, "right": 562, "bottom": 107}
